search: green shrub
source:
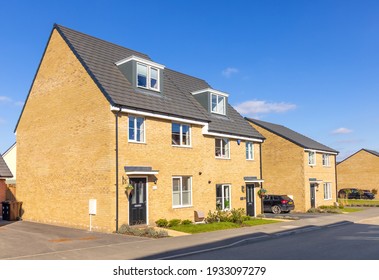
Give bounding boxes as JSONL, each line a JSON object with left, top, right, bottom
{"left": 118, "top": 224, "right": 168, "bottom": 238}
{"left": 155, "top": 218, "right": 169, "bottom": 228}
{"left": 229, "top": 208, "right": 246, "bottom": 224}
{"left": 168, "top": 219, "right": 182, "bottom": 227}
{"left": 181, "top": 219, "right": 192, "bottom": 225}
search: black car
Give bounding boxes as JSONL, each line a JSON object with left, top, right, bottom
{"left": 338, "top": 188, "right": 375, "bottom": 199}
{"left": 263, "top": 195, "right": 295, "bottom": 214}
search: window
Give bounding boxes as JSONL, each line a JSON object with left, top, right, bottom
{"left": 216, "top": 184, "right": 231, "bottom": 210}
{"left": 324, "top": 182, "right": 332, "bottom": 200}
{"left": 322, "top": 154, "right": 330, "bottom": 167}
{"left": 137, "top": 63, "right": 159, "bottom": 91}
{"left": 211, "top": 93, "right": 226, "bottom": 115}
{"left": 172, "top": 176, "right": 192, "bottom": 207}
{"left": 308, "top": 151, "right": 316, "bottom": 165}
{"left": 246, "top": 142, "right": 254, "bottom": 160}
{"left": 129, "top": 116, "right": 145, "bottom": 142}
{"left": 172, "top": 123, "right": 191, "bottom": 146}
{"left": 215, "top": 138, "right": 230, "bottom": 159}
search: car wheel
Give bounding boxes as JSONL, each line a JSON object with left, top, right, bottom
{"left": 271, "top": 205, "right": 281, "bottom": 214}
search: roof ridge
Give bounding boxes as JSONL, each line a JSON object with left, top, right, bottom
{"left": 54, "top": 24, "right": 152, "bottom": 61}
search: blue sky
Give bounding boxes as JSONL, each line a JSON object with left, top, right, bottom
{"left": 0, "top": 0, "right": 378, "bottom": 160}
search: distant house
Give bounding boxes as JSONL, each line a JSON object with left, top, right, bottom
{"left": 15, "top": 24, "right": 265, "bottom": 232}
{"left": 2, "top": 143, "right": 16, "bottom": 185}
{"left": 0, "top": 154, "right": 13, "bottom": 202}
{"left": 337, "top": 149, "right": 379, "bottom": 192}
{"left": 246, "top": 118, "right": 339, "bottom": 212}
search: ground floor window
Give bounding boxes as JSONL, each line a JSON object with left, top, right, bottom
{"left": 172, "top": 176, "right": 192, "bottom": 207}
{"left": 323, "top": 182, "right": 332, "bottom": 200}
{"left": 216, "top": 184, "right": 231, "bottom": 210}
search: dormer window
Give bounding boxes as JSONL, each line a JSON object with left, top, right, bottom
{"left": 116, "top": 55, "right": 164, "bottom": 93}
{"left": 137, "top": 63, "right": 159, "bottom": 91}
{"left": 191, "top": 88, "right": 229, "bottom": 116}
{"left": 211, "top": 93, "right": 225, "bottom": 115}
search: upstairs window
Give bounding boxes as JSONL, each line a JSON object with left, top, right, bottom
{"left": 308, "top": 150, "right": 316, "bottom": 166}
{"left": 172, "top": 123, "right": 191, "bottom": 147}
{"left": 215, "top": 138, "right": 230, "bottom": 159}
{"left": 246, "top": 142, "right": 254, "bottom": 160}
{"left": 129, "top": 116, "right": 145, "bottom": 143}
{"left": 211, "top": 93, "right": 225, "bottom": 115}
{"left": 137, "top": 63, "right": 159, "bottom": 91}
{"left": 322, "top": 154, "right": 330, "bottom": 167}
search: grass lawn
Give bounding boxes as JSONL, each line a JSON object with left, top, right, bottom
{"left": 341, "top": 207, "right": 365, "bottom": 213}
{"left": 170, "top": 219, "right": 280, "bottom": 234}
{"left": 338, "top": 199, "right": 379, "bottom": 206}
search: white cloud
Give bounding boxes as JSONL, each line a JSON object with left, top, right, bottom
{"left": 222, "top": 67, "right": 239, "bottom": 78}
{"left": 332, "top": 127, "right": 353, "bottom": 134}
{"left": 0, "top": 96, "right": 12, "bottom": 103}
{"left": 234, "top": 100, "right": 297, "bottom": 116}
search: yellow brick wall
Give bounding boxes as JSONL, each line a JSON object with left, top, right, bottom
{"left": 304, "top": 152, "right": 337, "bottom": 210}
{"left": 16, "top": 29, "right": 263, "bottom": 232}
{"left": 17, "top": 30, "right": 116, "bottom": 232}
{"left": 117, "top": 115, "right": 263, "bottom": 225}
{"left": 249, "top": 122, "right": 337, "bottom": 212}
{"left": 337, "top": 150, "right": 379, "bottom": 192}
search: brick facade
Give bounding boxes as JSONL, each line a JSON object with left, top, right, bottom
{"left": 0, "top": 180, "right": 6, "bottom": 202}
{"left": 17, "top": 29, "right": 263, "bottom": 232}
{"left": 248, "top": 122, "right": 337, "bottom": 212}
{"left": 337, "top": 150, "right": 379, "bottom": 192}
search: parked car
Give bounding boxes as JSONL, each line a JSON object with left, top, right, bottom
{"left": 263, "top": 195, "right": 295, "bottom": 214}
{"left": 338, "top": 188, "right": 375, "bottom": 199}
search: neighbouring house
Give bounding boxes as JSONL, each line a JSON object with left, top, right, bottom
{"left": 337, "top": 149, "right": 379, "bottom": 193}
{"left": 15, "top": 24, "right": 265, "bottom": 232}
{"left": 0, "top": 154, "right": 13, "bottom": 203}
{"left": 2, "top": 143, "right": 16, "bottom": 185}
{"left": 246, "top": 118, "right": 339, "bottom": 212}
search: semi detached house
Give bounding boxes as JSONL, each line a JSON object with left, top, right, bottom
{"left": 16, "top": 25, "right": 265, "bottom": 232}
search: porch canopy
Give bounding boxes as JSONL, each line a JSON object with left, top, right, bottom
{"left": 124, "top": 166, "right": 159, "bottom": 175}
{"left": 244, "top": 176, "right": 264, "bottom": 184}
{"left": 309, "top": 178, "right": 323, "bottom": 184}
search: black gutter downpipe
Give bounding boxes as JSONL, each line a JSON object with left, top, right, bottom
{"left": 259, "top": 142, "right": 264, "bottom": 215}
{"left": 115, "top": 109, "right": 121, "bottom": 232}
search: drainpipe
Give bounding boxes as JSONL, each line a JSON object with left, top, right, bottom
{"left": 259, "top": 142, "right": 264, "bottom": 215}
{"left": 335, "top": 155, "right": 338, "bottom": 204}
{"left": 115, "top": 109, "right": 121, "bottom": 232}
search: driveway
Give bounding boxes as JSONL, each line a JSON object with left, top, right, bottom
{"left": 0, "top": 220, "right": 149, "bottom": 259}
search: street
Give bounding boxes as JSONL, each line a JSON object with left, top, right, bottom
{"left": 168, "top": 221, "right": 379, "bottom": 260}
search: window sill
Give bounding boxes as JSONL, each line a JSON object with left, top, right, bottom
{"left": 128, "top": 140, "right": 146, "bottom": 144}
{"left": 172, "top": 145, "right": 192, "bottom": 149}
{"left": 246, "top": 158, "right": 255, "bottom": 161}
{"left": 215, "top": 157, "right": 231, "bottom": 160}
{"left": 172, "top": 205, "right": 193, "bottom": 209}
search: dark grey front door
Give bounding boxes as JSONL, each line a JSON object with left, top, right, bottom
{"left": 310, "top": 184, "right": 316, "bottom": 208}
{"left": 129, "top": 178, "right": 147, "bottom": 225}
{"left": 246, "top": 184, "right": 255, "bottom": 216}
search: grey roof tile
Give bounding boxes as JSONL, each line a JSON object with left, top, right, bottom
{"left": 363, "top": 149, "right": 379, "bottom": 157}
{"left": 246, "top": 118, "right": 338, "bottom": 153}
{"left": 0, "top": 155, "right": 12, "bottom": 178}
{"left": 55, "top": 24, "right": 263, "bottom": 139}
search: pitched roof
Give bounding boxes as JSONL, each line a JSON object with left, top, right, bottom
{"left": 51, "top": 25, "right": 263, "bottom": 139}
{"left": 246, "top": 118, "right": 338, "bottom": 153}
{"left": 363, "top": 149, "right": 379, "bottom": 157}
{"left": 0, "top": 154, "right": 12, "bottom": 178}
{"left": 338, "top": 148, "right": 379, "bottom": 165}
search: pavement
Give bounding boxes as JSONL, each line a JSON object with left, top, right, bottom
{"left": 1, "top": 207, "right": 379, "bottom": 260}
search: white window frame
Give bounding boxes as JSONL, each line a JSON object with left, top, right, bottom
{"left": 172, "top": 176, "right": 192, "bottom": 208}
{"left": 216, "top": 184, "right": 232, "bottom": 210}
{"left": 323, "top": 182, "right": 332, "bottom": 200}
{"left": 136, "top": 62, "right": 160, "bottom": 91}
{"left": 308, "top": 150, "right": 316, "bottom": 166}
{"left": 215, "top": 138, "right": 230, "bottom": 159}
{"left": 322, "top": 154, "right": 330, "bottom": 167}
{"left": 128, "top": 115, "right": 145, "bottom": 143}
{"left": 171, "top": 123, "right": 191, "bottom": 147}
{"left": 246, "top": 142, "right": 254, "bottom": 160}
{"left": 211, "top": 93, "right": 226, "bottom": 115}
